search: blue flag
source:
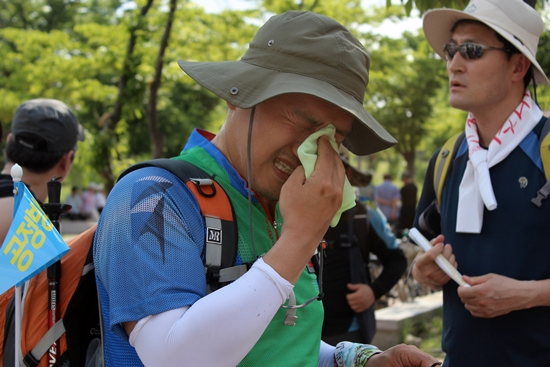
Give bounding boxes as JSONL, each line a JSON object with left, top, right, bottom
{"left": 0, "top": 182, "right": 70, "bottom": 294}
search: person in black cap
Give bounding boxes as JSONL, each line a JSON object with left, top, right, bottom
{"left": 0, "top": 98, "right": 85, "bottom": 245}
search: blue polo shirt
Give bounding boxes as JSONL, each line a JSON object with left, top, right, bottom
{"left": 414, "top": 117, "right": 550, "bottom": 367}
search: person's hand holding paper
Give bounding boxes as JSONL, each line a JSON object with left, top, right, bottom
{"left": 297, "top": 124, "right": 356, "bottom": 227}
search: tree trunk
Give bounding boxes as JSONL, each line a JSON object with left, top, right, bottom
{"left": 402, "top": 150, "right": 416, "bottom": 176}
{"left": 149, "top": 0, "right": 177, "bottom": 159}
{"left": 99, "top": 0, "right": 155, "bottom": 191}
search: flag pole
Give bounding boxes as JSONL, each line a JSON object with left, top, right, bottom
{"left": 11, "top": 163, "right": 23, "bottom": 367}
{"left": 43, "top": 177, "right": 71, "bottom": 367}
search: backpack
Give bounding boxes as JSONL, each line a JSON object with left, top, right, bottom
{"left": 345, "top": 204, "right": 376, "bottom": 344}
{"left": 2, "top": 158, "right": 244, "bottom": 367}
{"left": 0, "top": 174, "right": 14, "bottom": 199}
{"left": 323, "top": 201, "right": 376, "bottom": 343}
{"left": 418, "top": 116, "right": 550, "bottom": 236}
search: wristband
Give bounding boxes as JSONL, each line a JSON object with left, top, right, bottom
{"left": 333, "top": 342, "right": 381, "bottom": 367}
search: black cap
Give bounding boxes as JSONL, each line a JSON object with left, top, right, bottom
{"left": 339, "top": 148, "right": 373, "bottom": 187}
{"left": 11, "top": 99, "right": 85, "bottom": 152}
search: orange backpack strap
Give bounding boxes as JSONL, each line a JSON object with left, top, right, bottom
{"left": 19, "top": 225, "right": 97, "bottom": 367}
{"left": 0, "top": 287, "right": 15, "bottom": 365}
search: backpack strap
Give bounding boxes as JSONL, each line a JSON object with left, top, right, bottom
{"left": 8, "top": 160, "right": 242, "bottom": 367}
{"left": 17, "top": 224, "right": 99, "bottom": 367}
{"left": 118, "top": 159, "right": 245, "bottom": 290}
{"left": 353, "top": 204, "right": 370, "bottom": 262}
{"left": 22, "top": 321, "right": 65, "bottom": 367}
{"left": 346, "top": 203, "right": 376, "bottom": 343}
{"left": 417, "top": 132, "right": 465, "bottom": 237}
{"left": 434, "top": 132, "right": 465, "bottom": 207}
{"left": 531, "top": 117, "right": 550, "bottom": 207}
{"left": 347, "top": 203, "right": 371, "bottom": 285}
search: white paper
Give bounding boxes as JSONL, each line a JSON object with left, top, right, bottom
{"left": 408, "top": 228, "right": 470, "bottom": 287}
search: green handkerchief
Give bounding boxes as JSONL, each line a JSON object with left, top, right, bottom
{"left": 297, "top": 124, "right": 356, "bottom": 227}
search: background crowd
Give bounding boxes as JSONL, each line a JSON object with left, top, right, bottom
{"left": 63, "top": 182, "right": 106, "bottom": 221}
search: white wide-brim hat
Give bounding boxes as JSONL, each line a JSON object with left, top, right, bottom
{"left": 423, "top": 0, "right": 549, "bottom": 85}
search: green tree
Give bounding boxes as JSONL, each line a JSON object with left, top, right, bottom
{"left": 148, "top": 0, "right": 177, "bottom": 159}
{"left": 399, "top": 0, "right": 546, "bottom": 15}
{"left": 0, "top": 0, "right": 122, "bottom": 31}
{"left": 367, "top": 31, "right": 447, "bottom": 175}
{"left": 263, "top": 0, "right": 368, "bottom": 23}
{"left": 534, "top": 25, "right": 550, "bottom": 110}
{"left": 0, "top": 0, "right": 261, "bottom": 193}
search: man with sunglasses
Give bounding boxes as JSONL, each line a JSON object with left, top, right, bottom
{"left": 93, "top": 10, "right": 440, "bottom": 367}
{"left": 412, "top": 0, "right": 550, "bottom": 366}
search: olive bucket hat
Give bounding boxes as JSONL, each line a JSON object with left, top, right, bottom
{"left": 423, "top": 0, "right": 549, "bottom": 85}
{"left": 178, "top": 11, "right": 396, "bottom": 156}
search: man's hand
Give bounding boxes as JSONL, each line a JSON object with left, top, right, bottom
{"left": 279, "top": 135, "right": 344, "bottom": 242}
{"left": 366, "top": 344, "right": 440, "bottom": 367}
{"left": 411, "top": 235, "right": 457, "bottom": 290}
{"left": 266, "top": 136, "right": 345, "bottom": 284}
{"left": 346, "top": 283, "right": 375, "bottom": 313}
{"left": 458, "top": 273, "right": 535, "bottom": 318}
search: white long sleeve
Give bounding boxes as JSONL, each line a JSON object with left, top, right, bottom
{"left": 129, "top": 258, "right": 293, "bottom": 367}
{"left": 318, "top": 341, "right": 336, "bottom": 367}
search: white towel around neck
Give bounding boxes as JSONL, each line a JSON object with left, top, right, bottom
{"left": 456, "top": 92, "right": 543, "bottom": 233}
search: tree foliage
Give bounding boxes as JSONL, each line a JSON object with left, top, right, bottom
{"left": 400, "top": 0, "right": 547, "bottom": 15}
{"left": 0, "top": 0, "right": 259, "bottom": 192}
{"left": 1, "top": 0, "right": 548, "bottom": 194}
{"left": 0, "top": 0, "right": 123, "bottom": 30}
{"left": 367, "top": 31, "right": 447, "bottom": 176}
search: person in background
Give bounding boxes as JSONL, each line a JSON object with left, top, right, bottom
{"left": 0, "top": 98, "right": 84, "bottom": 363}
{"left": 64, "top": 185, "right": 86, "bottom": 220}
{"left": 94, "top": 183, "right": 106, "bottom": 214}
{"left": 374, "top": 174, "right": 400, "bottom": 229}
{"left": 322, "top": 155, "right": 407, "bottom": 345}
{"left": 356, "top": 169, "right": 375, "bottom": 206}
{"left": 0, "top": 98, "right": 85, "bottom": 244}
{"left": 0, "top": 122, "right": 14, "bottom": 199}
{"left": 397, "top": 171, "right": 417, "bottom": 237}
{"left": 81, "top": 182, "right": 99, "bottom": 221}
{"left": 412, "top": 0, "right": 550, "bottom": 365}
{"left": 93, "top": 10, "right": 440, "bottom": 367}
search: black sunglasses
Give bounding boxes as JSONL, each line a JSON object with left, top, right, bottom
{"left": 443, "top": 42, "right": 510, "bottom": 61}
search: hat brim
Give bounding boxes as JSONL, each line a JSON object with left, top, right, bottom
{"left": 340, "top": 156, "right": 372, "bottom": 186}
{"left": 178, "top": 60, "right": 396, "bottom": 156}
{"left": 76, "top": 123, "right": 85, "bottom": 142}
{"left": 423, "top": 9, "right": 549, "bottom": 85}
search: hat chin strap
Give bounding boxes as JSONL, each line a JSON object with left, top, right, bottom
{"left": 246, "top": 106, "right": 259, "bottom": 260}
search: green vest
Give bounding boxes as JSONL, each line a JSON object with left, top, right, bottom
{"left": 176, "top": 146, "right": 324, "bottom": 367}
